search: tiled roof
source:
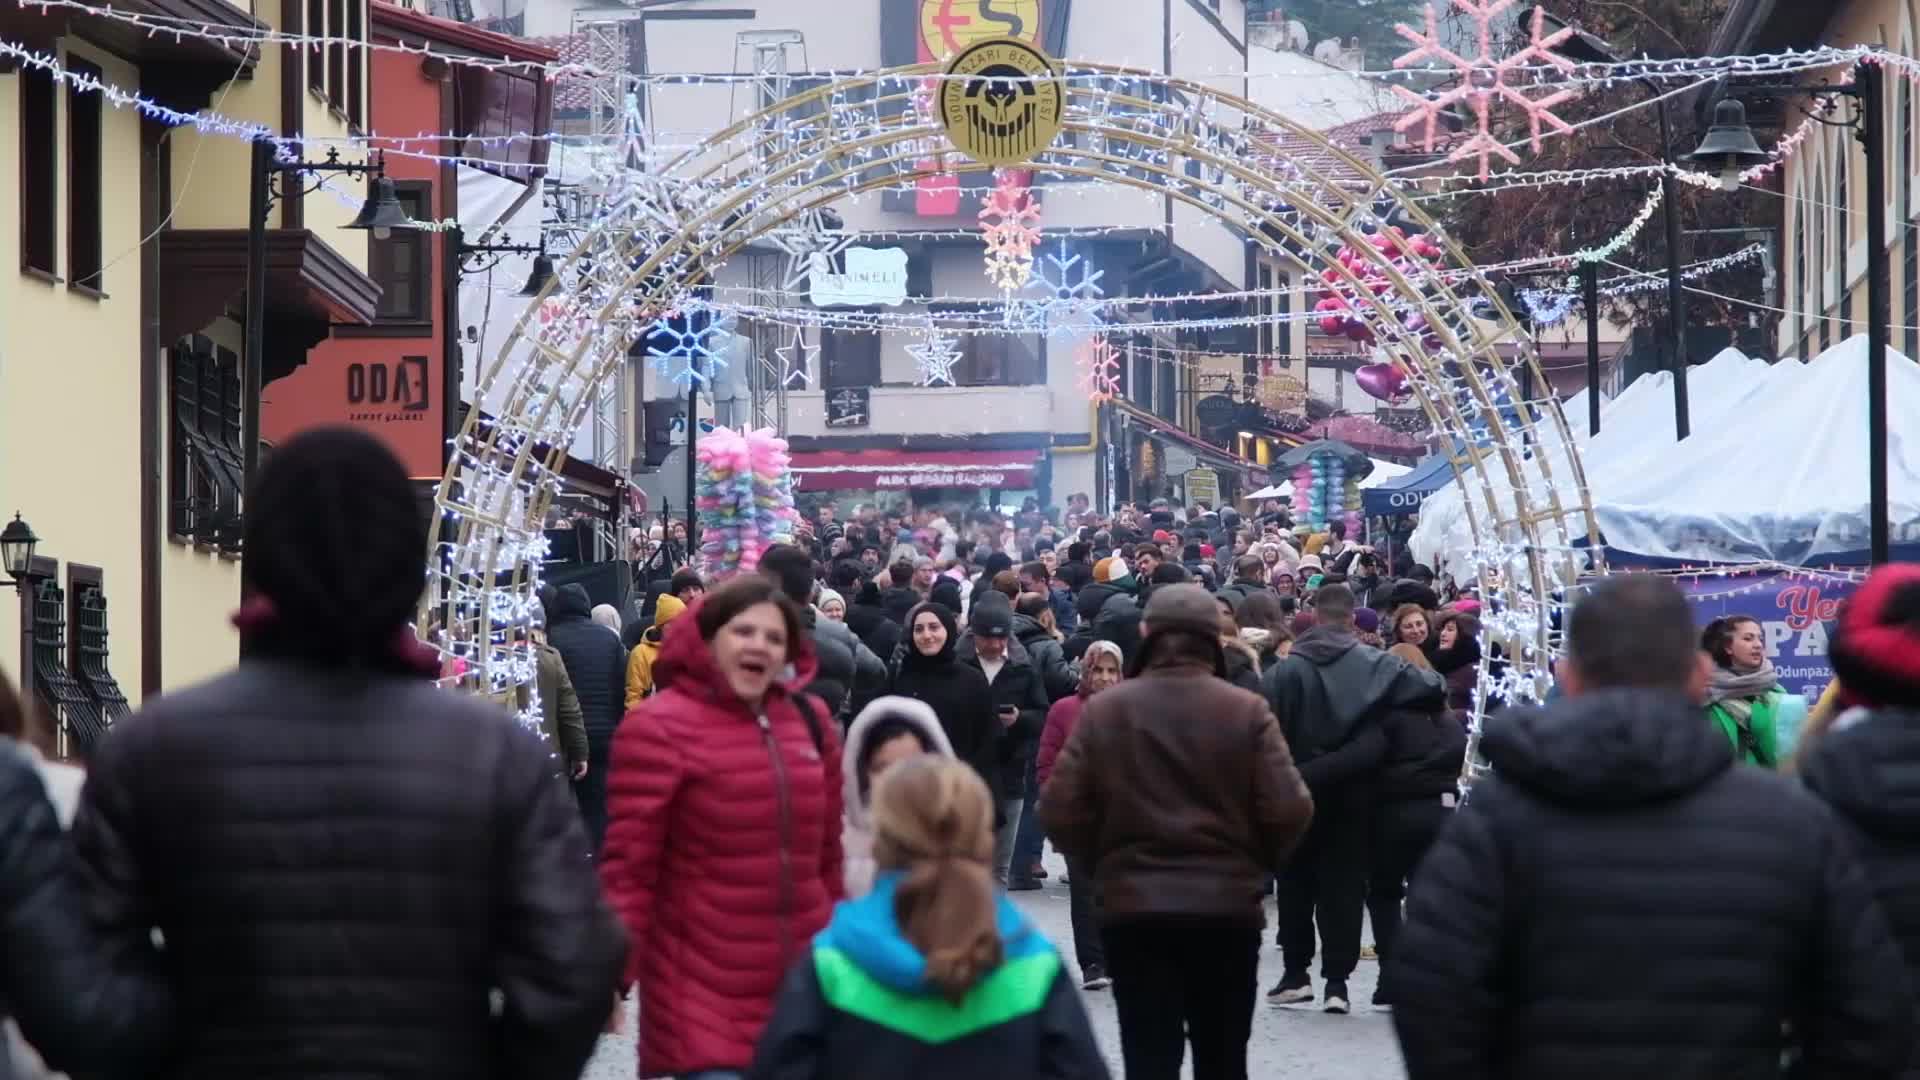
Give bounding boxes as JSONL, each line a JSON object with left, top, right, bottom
{"left": 528, "top": 33, "right": 595, "bottom": 110}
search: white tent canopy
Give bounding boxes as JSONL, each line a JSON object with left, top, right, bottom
{"left": 1410, "top": 338, "right": 1920, "bottom": 570}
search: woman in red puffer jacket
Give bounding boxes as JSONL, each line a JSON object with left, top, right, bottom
{"left": 601, "top": 576, "right": 844, "bottom": 1080}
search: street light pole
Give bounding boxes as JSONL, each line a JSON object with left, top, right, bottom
{"left": 1859, "top": 59, "right": 1891, "bottom": 564}
{"left": 1581, "top": 261, "right": 1602, "bottom": 436}
{"left": 244, "top": 137, "right": 272, "bottom": 487}
{"left": 1657, "top": 100, "right": 1691, "bottom": 441}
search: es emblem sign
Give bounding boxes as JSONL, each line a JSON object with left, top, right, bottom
{"left": 938, "top": 37, "right": 1065, "bottom": 167}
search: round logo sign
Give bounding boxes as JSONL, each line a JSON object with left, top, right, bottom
{"left": 937, "top": 37, "right": 1065, "bottom": 167}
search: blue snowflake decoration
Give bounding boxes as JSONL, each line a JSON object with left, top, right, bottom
{"left": 644, "top": 309, "right": 735, "bottom": 388}
{"left": 1021, "top": 240, "right": 1106, "bottom": 335}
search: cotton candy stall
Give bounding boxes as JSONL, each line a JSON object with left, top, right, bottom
{"left": 694, "top": 426, "right": 799, "bottom": 581}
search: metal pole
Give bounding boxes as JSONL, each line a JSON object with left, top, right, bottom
{"left": 243, "top": 139, "right": 273, "bottom": 492}
{"left": 1658, "top": 99, "right": 1691, "bottom": 441}
{"left": 1582, "top": 261, "right": 1602, "bottom": 436}
{"left": 684, "top": 367, "right": 699, "bottom": 551}
{"left": 1860, "top": 60, "right": 1891, "bottom": 564}
{"left": 16, "top": 579, "right": 33, "bottom": 708}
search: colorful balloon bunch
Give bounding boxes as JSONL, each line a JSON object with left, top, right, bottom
{"left": 1311, "top": 228, "right": 1448, "bottom": 350}
{"left": 695, "top": 426, "right": 798, "bottom": 582}
{"left": 1290, "top": 451, "right": 1364, "bottom": 536}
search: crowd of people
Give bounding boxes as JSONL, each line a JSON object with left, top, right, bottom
{"left": 7, "top": 432, "right": 1920, "bottom": 1080}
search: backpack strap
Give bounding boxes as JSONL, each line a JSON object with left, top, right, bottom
{"left": 792, "top": 689, "right": 829, "bottom": 757}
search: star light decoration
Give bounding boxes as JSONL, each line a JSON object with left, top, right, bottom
{"left": 978, "top": 171, "right": 1041, "bottom": 292}
{"left": 1075, "top": 337, "right": 1121, "bottom": 402}
{"left": 773, "top": 325, "right": 818, "bottom": 388}
{"left": 1391, "top": 1, "right": 1578, "bottom": 181}
{"left": 906, "top": 324, "right": 964, "bottom": 387}
{"left": 645, "top": 309, "right": 736, "bottom": 388}
{"left": 765, "top": 208, "right": 854, "bottom": 293}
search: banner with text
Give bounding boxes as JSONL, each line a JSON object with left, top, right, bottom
{"left": 1677, "top": 569, "right": 1860, "bottom": 700}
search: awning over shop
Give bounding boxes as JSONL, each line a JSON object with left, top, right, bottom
{"left": 1114, "top": 404, "right": 1262, "bottom": 482}
{"left": 790, "top": 450, "right": 1039, "bottom": 492}
{"left": 1362, "top": 453, "right": 1458, "bottom": 516}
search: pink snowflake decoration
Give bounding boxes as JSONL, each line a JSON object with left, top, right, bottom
{"left": 979, "top": 171, "right": 1041, "bottom": 289}
{"left": 1391, "top": 1, "right": 1578, "bottom": 180}
{"left": 1075, "top": 337, "right": 1121, "bottom": 402}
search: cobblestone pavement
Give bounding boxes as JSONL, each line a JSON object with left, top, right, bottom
{"left": 583, "top": 853, "right": 1407, "bottom": 1079}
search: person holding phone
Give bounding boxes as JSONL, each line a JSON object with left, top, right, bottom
{"left": 959, "top": 595, "right": 1052, "bottom": 887}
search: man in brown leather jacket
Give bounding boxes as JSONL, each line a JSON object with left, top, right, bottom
{"left": 1042, "top": 583, "right": 1313, "bottom": 1080}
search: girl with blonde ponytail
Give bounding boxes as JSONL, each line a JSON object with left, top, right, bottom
{"left": 748, "top": 758, "right": 1109, "bottom": 1080}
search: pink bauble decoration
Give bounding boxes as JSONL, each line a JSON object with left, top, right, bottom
{"left": 1356, "top": 362, "right": 1410, "bottom": 402}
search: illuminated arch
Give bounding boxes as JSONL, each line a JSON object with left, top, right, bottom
{"left": 429, "top": 60, "right": 1603, "bottom": 753}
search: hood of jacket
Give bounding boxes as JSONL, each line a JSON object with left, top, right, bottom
{"left": 1011, "top": 613, "right": 1053, "bottom": 646}
{"left": 1291, "top": 625, "right": 1360, "bottom": 666}
{"left": 1800, "top": 707, "right": 1920, "bottom": 839}
{"left": 550, "top": 582, "right": 594, "bottom": 622}
{"left": 651, "top": 596, "right": 819, "bottom": 711}
{"left": 899, "top": 601, "right": 960, "bottom": 671}
{"left": 814, "top": 871, "right": 1050, "bottom": 995}
{"left": 841, "top": 697, "right": 956, "bottom": 830}
{"left": 1482, "top": 688, "right": 1733, "bottom": 808}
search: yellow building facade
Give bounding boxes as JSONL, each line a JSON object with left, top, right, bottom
{"left": 1715, "top": 0, "right": 1920, "bottom": 361}
{"left": 0, "top": 0, "right": 378, "bottom": 751}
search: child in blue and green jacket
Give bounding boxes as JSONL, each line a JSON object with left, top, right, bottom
{"left": 748, "top": 757, "right": 1109, "bottom": 1080}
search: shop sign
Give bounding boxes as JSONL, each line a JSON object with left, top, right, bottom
{"left": 1185, "top": 468, "right": 1219, "bottom": 508}
{"left": 810, "top": 247, "right": 910, "bottom": 308}
{"left": 1162, "top": 446, "right": 1198, "bottom": 475}
{"left": 826, "top": 387, "right": 870, "bottom": 427}
{"left": 1194, "top": 394, "right": 1239, "bottom": 428}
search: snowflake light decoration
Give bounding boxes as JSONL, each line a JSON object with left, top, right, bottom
{"left": 1075, "top": 337, "right": 1121, "bottom": 402}
{"left": 1392, "top": 2, "right": 1577, "bottom": 181}
{"left": 1023, "top": 240, "right": 1107, "bottom": 333}
{"left": 906, "top": 324, "right": 963, "bottom": 387}
{"left": 979, "top": 171, "right": 1041, "bottom": 290}
{"left": 773, "top": 326, "right": 818, "bottom": 388}
{"left": 645, "top": 309, "right": 735, "bottom": 388}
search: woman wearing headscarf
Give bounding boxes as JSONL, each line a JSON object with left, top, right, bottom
{"left": 1702, "top": 615, "right": 1790, "bottom": 768}
{"left": 602, "top": 575, "right": 845, "bottom": 1079}
{"left": 592, "top": 603, "right": 624, "bottom": 634}
{"left": 889, "top": 602, "right": 1000, "bottom": 811}
{"left": 1036, "top": 641, "right": 1125, "bottom": 991}
{"left": 839, "top": 697, "right": 955, "bottom": 898}
{"left": 73, "top": 427, "right": 622, "bottom": 1080}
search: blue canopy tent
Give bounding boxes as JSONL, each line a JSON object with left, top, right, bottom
{"left": 1363, "top": 453, "right": 1456, "bottom": 517}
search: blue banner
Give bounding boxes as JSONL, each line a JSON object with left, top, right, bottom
{"left": 1678, "top": 569, "right": 1860, "bottom": 700}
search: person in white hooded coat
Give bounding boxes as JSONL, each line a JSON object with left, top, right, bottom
{"left": 840, "top": 696, "right": 957, "bottom": 897}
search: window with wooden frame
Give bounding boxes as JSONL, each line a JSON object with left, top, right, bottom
{"left": 307, "top": 0, "right": 326, "bottom": 95}
{"left": 1257, "top": 263, "right": 1274, "bottom": 356}
{"left": 67, "top": 57, "right": 104, "bottom": 295}
{"left": 821, "top": 327, "right": 881, "bottom": 388}
{"left": 957, "top": 333, "right": 1042, "bottom": 387}
{"left": 372, "top": 181, "right": 432, "bottom": 323}
{"left": 327, "top": 0, "right": 346, "bottom": 115}
{"left": 169, "top": 335, "right": 246, "bottom": 546}
{"left": 455, "top": 68, "right": 547, "bottom": 181}
{"left": 20, "top": 62, "right": 58, "bottom": 277}
{"left": 65, "top": 565, "right": 126, "bottom": 756}
{"left": 346, "top": 0, "right": 364, "bottom": 128}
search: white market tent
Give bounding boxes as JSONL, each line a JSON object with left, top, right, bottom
{"left": 1408, "top": 337, "right": 1920, "bottom": 570}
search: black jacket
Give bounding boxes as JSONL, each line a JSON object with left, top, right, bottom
{"left": 0, "top": 745, "right": 171, "bottom": 1080}
{"left": 1801, "top": 708, "right": 1920, "bottom": 1079}
{"left": 72, "top": 661, "right": 628, "bottom": 1080}
{"left": 1375, "top": 707, "right": 1467, "bottom": 803}
{"left": 1063, "top": 586, "right": 1142, "bottom": 665}
{"left": 802, "top": 608, "right": 887, "bottom": 724}
{"left": 890, "top": 604, "right": 1000, "bottom": 801}
{"left": 544, "top": 582, "right": 629, "bottom": 743}
{"left": 1262, "top": 626, "right": 1445, "bottom": 795}
{"left": 1012, "top": 614, "right": 1077, "bottom": 703}
{"left": 845, "top": 597, "right": 903, "bottom": 669}
{"left": 1390, "top": 689, "right": 1915, "bottom": 1080}
{"left": 957, "top": 633, "right": 1053, "bottom": 799}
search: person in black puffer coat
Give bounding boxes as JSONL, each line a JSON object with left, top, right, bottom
{"left": 1365, "top": 645, "right": 1466, "bottom": 1007}
{"left": 1391, "top": 574, "right": 1914, "bottom": 1080}
{"left": 890, "top": 602, "right": 999, "bottom": 813}
{"left": 544, "top": 580, "right": 628, "bottom": 853}
{"left": 841, "top": 570, "right": 903, "bottom": 668}
{"left": 1801, "top": 563, "right": 1920, "bottom": 1080}
{"left": 763, "top": 544, "right": 885, "bottom": 726}
{"left": 1012, "top": 595, "right": 1077, "bottom": 703}
{"left": 71, "top": 428, "right": 624, "bottom": 1080}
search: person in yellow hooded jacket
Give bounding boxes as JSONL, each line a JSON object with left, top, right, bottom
{"left": 626, "top": 593, "right": 687, "bottom": 707}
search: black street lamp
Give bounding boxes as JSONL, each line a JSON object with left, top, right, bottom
{"left": 0, "top": 514, "right": 38, "bottom": 587}
{"left": 244, "top": 142, "right": 419, "bottom": 495}
{"left": 1690, "top": 68, "right": 1891, "bottom": 563}
{"left": 1537, "top": 11, "right": 1697, "bottom": 441}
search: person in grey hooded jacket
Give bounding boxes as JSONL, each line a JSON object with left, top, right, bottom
{"left": 762, "top": 544, "right": 886, "bottom": 725}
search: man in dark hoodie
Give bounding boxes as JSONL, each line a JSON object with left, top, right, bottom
{"left": 761, "top": 544, "right": 886, "bottom": 725}
{"left": 1262, "top": 582, "right": 1443, "bottom": 1014}
{"left": 957, "top": 594, "right": 1051, "bottom": 886}
{"left": 542, "top": 581, "right": 628, "bottom": 854}
{"left": 1392, "top": 574, "right": 1914, "bottom": 1080}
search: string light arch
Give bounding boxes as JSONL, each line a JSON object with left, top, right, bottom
{"left": 428, "top": 58, "right": 1605, "bottom": 768}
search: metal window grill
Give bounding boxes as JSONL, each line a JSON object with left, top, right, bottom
{"left": 31, "top": 578, "right": 105, "bottom": 760}
{"left": 73, "top": 581, "right": 130, "bottom": 736}
{"left": 169, "top": 336, "right": 246, "bottom": 546}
